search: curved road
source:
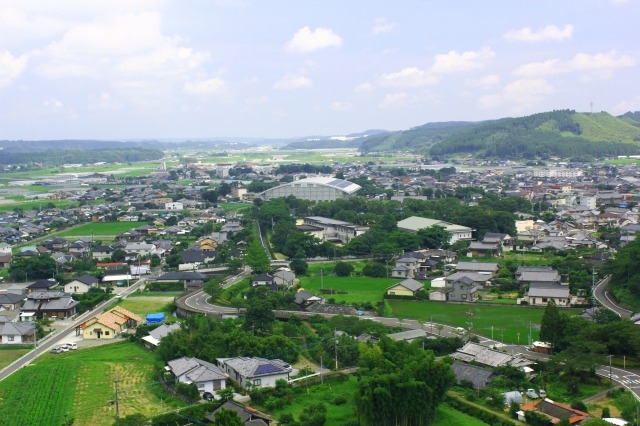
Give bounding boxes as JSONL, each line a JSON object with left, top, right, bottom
{"left": 594, "top": 276, "right": 633, "bottom": 318}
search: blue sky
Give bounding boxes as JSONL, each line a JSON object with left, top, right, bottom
{"left": 0, "top": 0, "right": 638, "bottom": 140}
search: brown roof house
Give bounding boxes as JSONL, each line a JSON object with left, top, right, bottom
{"left": 81, "top": 306, "right": 142, "bottom": 340}
{"left": 518, "top": 398, "right": 589, "bottom": 425}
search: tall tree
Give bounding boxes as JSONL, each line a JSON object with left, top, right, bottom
{"left": 539, "top": 299, "right": 565, "bottom": 351}
{"left": 246, "top": 240, "right": 271, "bottom": 274}
{"left": 212, "top": 409, "right": 244, "bottom": 426}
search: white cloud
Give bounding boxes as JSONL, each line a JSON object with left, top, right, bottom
{"left": 0, "top": 51, "right": 27, "bottom": 87}
{"left": 379, "top": 67, "right": 438, "bottom": 87}
{"left": 245, "top": 95, "right": 269, "bottom": 105}
{"left": 372, "top": 18, "right": 395, "bottom": 35}
{"left": 184, "top": 77, "right": 226, "bottom": 95}
{"left": 354, "top": 82, "right": 374, "bottom": 93}
{"left": 504, "top": 24, "right": 574, "bottom": 42}
{"left": 286, "top": 26, "right": 342, "bottom": 53}
{"left": 330, "top": 101, "right": 352, "bottom": 111}
{"left": 479, "top": 78, "right": 554, "bottom": 111}
{"left": 431, "top": 48, "right": 495, "bottom": 73}
{"left": 43, "top": 97, "right": 63, "bottom": 109}
{"left": 464, "top": 74, "right": 500, "bottom": 90}
{"left": 379, "top": 92, "right": 409, "bottom": 108}
{"left": 515, "top": 50, "right": 635, "bottom": 77}
{"left": 273, "top": 73, "right": 312, "bottom": 90}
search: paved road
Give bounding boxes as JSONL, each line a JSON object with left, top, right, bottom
{"left": 594, "top": 275, "right": 633, "bottom": 318}
{"left": 183, "top": 267, "right": 252, "bottom": 315}
{"left": 0, "top": 276, "right": 149, "bottom": 382}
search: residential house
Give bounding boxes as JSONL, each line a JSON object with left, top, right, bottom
{"left": 165, "top": 202, "right": 184, "bottom": 210}
{"left": 273, "top": 269, "right": 296, "bottom": 288}
{"left": 452, "top": 342, "right": 533, "bottom": 369}
{"left": 450, "top": 362, "right": 495, "bottom": 390}
{"left": 525, "top": 284, "right": 570, "bottom": 307}
{"left": 0, "top": 254, "right": 12, "bottom": 269}
{"left": 455, "top": 261, "right": 500, "bottom": 277}
{"left": 386, "top": 278, "right": 424, "bottom": 297}
{"left": 205, "top": 400, "right": 272, "bottom": 425}
{"left": 124, "top": 242, "right": 157, "bottom": 257}
{"left": 391, "top": 255, "right": 421, "bottom": 279}
{"left": 446, "top": 275, "right": 479, "bottom": 303}
{"left": 92, "top": 245, "right": 115, "bottom": 260}
{"left": 68, "top": 240, "right": 90, "bottom": 257}
{"left": 516, "top": 268, "right": 561, "bottom": 288}
{"left": 81, "top": 306, "right": 142, "bottom": 339}
{"left": 156, "top": 271, "right": 207, "bottom": 291}
{"left": 64, "top": 274, "right": 99, "bottom": 294}
{"left": 141, "top": 323, "right": 181, "bottom": 349}
{"left": 27, "top": 279, "right": 60, "bottom": 293}
{"left": 0, "top": 293, "right": 25, "bottom": 310}
{"left": 217, "top": 357, "right": 292, "bottom": 390}
{"left": 250, "top": 274, "right": 278, "bottom": 292}
{"left": 429, "top": 287, "right": 451, "bottom": 302}
{"left": 166, "top": 357, "right": 227, "bottom": 396}
{"left": 293, "top": 290, "right": 323, "bottom": 308}
{"left": 518, "top": 399, "right": 589, "bottom": 425}
{"left": 21, "top": 291, "right": 79, "bottom": 319}
{"left": 0, "top": 321, "right": 36, "bottom": 345}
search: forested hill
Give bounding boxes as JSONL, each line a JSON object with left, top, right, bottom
{"left": 359, "top": 110, "right": 640, "bottom": 160}
{"left": 0, "top": 140, "right": 164, "bottom": 165}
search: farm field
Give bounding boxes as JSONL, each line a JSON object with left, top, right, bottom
{"left": 389, "top": 300, "right": 581, "bottom": 344}
{"left": 0, "top": 342, "right": 185, "bottom": 426}
{"left": 56, "top": 221, "right": 145, "bottom": 238}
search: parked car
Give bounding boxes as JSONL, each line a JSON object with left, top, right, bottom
{"left": 65, "top": 342, "right": 78, "bottom": 350}
{"left": 526, "top": 389, "right": 539, "bottom": 399}
{"left": 50, "top": 347, "right": 63, "bottom": 354}
{"left": 59, "top": 344, "right": 70, "bottom": 352}
{"left": 455, "top": 327, "right": 466, "bottom": 334}
{"left": 538, "top": 389, "right": 547, "bottom": 398}
{"left": 202, "top": 392, "right": 214, "bottom": 401}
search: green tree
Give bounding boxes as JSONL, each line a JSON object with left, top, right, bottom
{"left": 362, "top": 262, "right": 387, "bottom": 278}
{"left": 212, "top": 408, "right": 244, "bottom": 426}
{"left": 417, "top": 225, "right": 451, "bottom": 249}
{"left": 246, "top": 240, "right": 271, "bottom": 274}
{"left": 333, "top": 262, "right": 354, "bottom": 277}
{"left": 217, "top": 386, "right": 235, "bottom": 402}
{"left": 289, "top": 258, "right": 308, "bottom": 276}
{"left": 203, "top": 276, "right": 224, "bottom": 300}
{"left": 111, "top": 249, "right": 127, "bottom": 262}
{"left": 298, "top": 403, "right": 327, "bottom": 426}
{"left": 244, "top": 299, "right": 276, "bottom": 335}
{"left": 539, "top": 299, "right": 565, "bottom": 351}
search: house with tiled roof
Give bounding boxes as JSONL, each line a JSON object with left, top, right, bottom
{"left": 386, "top": 278, "right": 424, "bottom": 297}
{"left": 205, "top": 400, "right": 272, "bottom": 426}
{"left": 21, "top": 291, "right": 79, "bottom": 319}
{"left": 216, "top": 357, "right": 292, "bottom": 390}
{"left": 166, "top": 357, "right": 227, "bottom": 396}
{"left": 518, "top": 398, "right": 589, "bottom": 425}
{"left": 81, "top": 306, "right": 142, "bottom": 339}
{"left": 64, "top": 274, "right": 100, "bottom": 294}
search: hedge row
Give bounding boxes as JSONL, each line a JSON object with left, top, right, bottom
{"left": 445, "top": 395, "right": 518, "bottom": 426}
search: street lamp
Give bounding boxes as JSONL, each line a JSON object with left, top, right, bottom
{"left": 608, "top": 355, "right": 613, "bottom": 388}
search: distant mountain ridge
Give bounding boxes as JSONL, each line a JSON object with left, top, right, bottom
{"left": 355, "top": 110, "right": 640, "bottom": 160}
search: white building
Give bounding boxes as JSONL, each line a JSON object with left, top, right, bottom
{"left": 397, "top": 216, "right": 474, "bottom": 244}
{"left": 216, "top": 357, "right": 292, "bottom": 390}
{"left": 164, "top": 202, "right": 184, "bottom": 210}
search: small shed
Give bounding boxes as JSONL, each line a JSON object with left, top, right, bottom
{"left": 503, "top": 390, "right": 523, "bottom": 406}
{"left": 146, "top": 312, "right": 166, "bottom": 324}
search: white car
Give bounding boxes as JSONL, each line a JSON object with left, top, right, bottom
{"left": 526, "top": 389, "right": 539, "bottom": 399}
{"left": 59, "top": 345, "right": 70, "bottom": 352}
{"left": 66, "top": 342, "right": 78, "bottom": 350}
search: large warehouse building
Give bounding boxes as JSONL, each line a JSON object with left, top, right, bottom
{"left": 260, "top": 177, "right": 361, "bottom": 202}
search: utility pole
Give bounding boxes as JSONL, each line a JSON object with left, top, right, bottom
{"left": 114, "top": 378, "right": 120, "bottom": 419}
{"left": 334, "top": 329, "right": 338, "bottom": 371}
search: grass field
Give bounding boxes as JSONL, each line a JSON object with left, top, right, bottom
{"left": 389, "top": 300, "right": 580, "bottom": 344}
{"left": 266, "top": 375, "right": 490, "bottom": 425}
{"left": 107, "top": 294, "right": 176, "bottom": 317}
{"left": 56, "top": 222, "right": 144, "bottom": 238}
{"left": 0, "top": 342, "right": 185, "bottom": 426}
{"left": 299, "top": 275, "right": 406, "bottom": 305}
{"left": 0, "top": 347, "right": 31, "bottom": 369}
{"left": 0, "top": 199, "right": 80, "bottom": 213}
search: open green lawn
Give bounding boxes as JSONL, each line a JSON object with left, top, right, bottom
{"left": 260, "top": 375, "right": 488, "bottom": 426}
{"left": 107, "top": 294, "right": 176, "bottom": 318}
{"left": 0, "top": 199, "right": 80, "bottom": 213}
{"left": 389, "top": 300, "right": 581, "bottom": 344}
{"left": 56, "top": 221, "right": 145, "bottom": 238}
{"left": 298, "top": 275, "right": 414, "bottom": 305}
{"left": 0, "top": 346, "right": 31, "bottom": 369}
{"left": 0, "top": 342, "right": 185, "bottom": 426}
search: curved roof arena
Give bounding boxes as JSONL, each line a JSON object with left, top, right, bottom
{"left": 260, "top": 177, "right": 361, "bottom": 201}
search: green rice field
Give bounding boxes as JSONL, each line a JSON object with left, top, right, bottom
{"left": 56, "top": 222, "right": 146, "bottom": 238}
